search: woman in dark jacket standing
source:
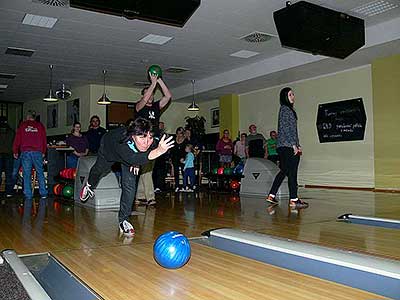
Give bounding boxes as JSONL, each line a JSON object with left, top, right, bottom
{"left": 170, "top": 127, "right": 187, "bottom": 192}
{"left": 266, "top": 87, "right": 308, "bottom": 208}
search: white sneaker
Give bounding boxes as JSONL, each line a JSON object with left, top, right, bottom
{"left": 186, "top": 188, "right": 194, "bottom": 192}
{"left": 119, "top": 220, "right": 135, "bottom": 237}
{"left": 79, "top": 183, "right": 94, "bottom": 202}
{"left": 175, "top": 187, "right": 180, "bottom": 192}
{"left": 154, "top": 188, "right": 161, "bottom": 193}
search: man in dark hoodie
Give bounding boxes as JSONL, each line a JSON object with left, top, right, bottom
{"left": 0, "top": 116, "right": 15, "bottom": 197}
{"left": 79, "top": 117, "right": 174, "bottom": 237}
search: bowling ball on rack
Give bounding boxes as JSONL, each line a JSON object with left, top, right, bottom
{"left": 233, "top": 164, "right": 244, "bottom": 175}
{"left": 212, "top": 167, "right": 219, "bottom": 175}
{"left": 217, "top": 167, "right": 225, "bottom": 175}
{"left": 223, "top": 168, "right": 233, "bottom": 175}
{"left": 230, "top": 180, "right": 240, "bottom": 191}
{"left": 62, "top": 185, "right": 74, "bottom": 198}
{"left": 153, "top": 231, "right": 191, "bottom": 269}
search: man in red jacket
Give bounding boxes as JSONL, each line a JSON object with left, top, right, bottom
{"left": 13, "top": 110, "right": 48, "bottom": 202}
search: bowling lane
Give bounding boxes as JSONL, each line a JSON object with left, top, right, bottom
{"left": 256, "top": 219, "right": 400, "bottom": 260}
{"left": 54, "top": 242, "right": 387, "bottom": 300}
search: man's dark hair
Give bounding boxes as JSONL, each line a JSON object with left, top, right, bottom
{"left": 279, "top": 87, "right": 297, "bottom": 119}
{"left": 122, "top": 117, "right": 152, "bottom": 142}
{"left": 90, "top": 115, "right": 100, "bottom": 124}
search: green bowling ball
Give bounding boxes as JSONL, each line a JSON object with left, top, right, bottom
{"left": 62, "top": 185, "right": 74, "bottom": 198}
{"left": 223, "top": 168, "right": 233, "bottom": 175}
{"left": 148, "top": 64, "right": 162, "bottom": 78}
{"left": 212, "top": 167, "right": 219, "bottom": 175}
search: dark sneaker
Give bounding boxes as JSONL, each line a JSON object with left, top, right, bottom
{"left": 135, "top": 199, "right": 147, "bottom": 205}
{"left": 289, "top": 199, "right": 309, "bottom": 209}
{"left": 119, "top": 220, "right": 135, "bottom": 237}
{"left": 266, "top": 194, "right": 278, "bottom": 204}
{"left": 147, "top": 199, "right": 156, "bottom": 206}
{"left": 79, "top": 183, "right": 94, "bottom": 202}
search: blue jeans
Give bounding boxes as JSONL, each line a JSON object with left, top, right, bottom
{"left": 0, "top": 154, "right": 14, "bottom": 195}
{"left": 21, "top": 151, "right": 48, "bottom": 200}
{"left": 183, "top": 167, "right": 195, "bottom": 189}
{"left": 12, "top": 157, "right": 22, "bottom": 188}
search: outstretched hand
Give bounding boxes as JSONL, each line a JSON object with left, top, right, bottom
{"left": 157, "top": 134, "right": 174, "bottom": 155}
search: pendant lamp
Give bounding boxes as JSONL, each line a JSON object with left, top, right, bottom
{"left": 187, "top": 79, "right": 199, "bottom": 111}
{"left": 97, "top": 70, "right": 111, "bottom": 105}
{"left": 43, "top": 65, "right": 58, "bottom": 102}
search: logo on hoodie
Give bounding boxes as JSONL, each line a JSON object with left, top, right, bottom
{"left": 25, "top": 126, "right": 38, "bottom": 133}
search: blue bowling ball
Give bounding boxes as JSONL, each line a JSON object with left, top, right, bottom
{"left": 233, "top": 163, "right": 244, "bottom": 175}
{"left": 153, "top": 231, "right": 191, "bottom": 269}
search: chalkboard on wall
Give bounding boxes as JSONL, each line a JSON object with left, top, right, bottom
{"left": 316, "top": 98, "right": 366, "bottom": 143}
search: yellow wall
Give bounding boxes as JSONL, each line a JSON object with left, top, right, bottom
{"left": 372, "top": 54, "right": 400, "bottom": 189}
{"left": 240, "top": 66, "right": 374, "bottom": 188}
{"left": 219, "top": 94, "right": 239, "bottom": 139}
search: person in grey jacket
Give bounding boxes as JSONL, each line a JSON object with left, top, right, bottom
{"left": 266, "top": 87, "right": 308, "bottom": 209}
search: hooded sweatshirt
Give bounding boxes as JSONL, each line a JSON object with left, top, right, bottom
{"left": 13, "top": 120, "right": 47, "bottom": 154}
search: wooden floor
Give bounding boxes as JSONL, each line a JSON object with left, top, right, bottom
{"left": 1, "top": 188, "right": 399, "bottom": 299}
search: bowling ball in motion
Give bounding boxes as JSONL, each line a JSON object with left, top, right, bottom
{"left": 148, "top": 64, "right": 162, "bottom": 78}
{"left": 153, "top": 231, "right": 191, "bottom": 269}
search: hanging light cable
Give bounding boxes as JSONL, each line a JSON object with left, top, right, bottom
{"left": 43, "top": 64, "right": 58, "bottom": 102}
{"left": 187, "top": 79, "right": 199, "bottom": 111}
{"left": 97, "top": 69, "right": 111, "bottom": 105}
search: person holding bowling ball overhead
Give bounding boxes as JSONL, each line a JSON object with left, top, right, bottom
{"left": 266, "top": 87, "right": 309, "bottom": 209}
{"left": 135, "top": 65, "right": 172, "bottom": 137}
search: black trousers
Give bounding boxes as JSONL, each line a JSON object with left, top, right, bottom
{"left": 88, "top": 150, "right": 137, "bottom": 223}
{"left": 269, "top": 147, "right": 300, "bottom": 199}
{"left": 173, "top": 162, "right": 184, "bottom": 189}
{"left": 152, "top": 156, "right": 167, "bottom": 190}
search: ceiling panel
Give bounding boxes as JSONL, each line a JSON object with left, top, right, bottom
{"left": 0, "top": 0, "right": 399, "bottom": 103}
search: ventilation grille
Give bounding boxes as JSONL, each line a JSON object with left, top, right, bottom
{"left": 0, "top": 73, "right": 16, "bottom": 79}
{"left": 240, "top": 31, "right": 274, "bottom": 43}
{"left": 5, "top": 47, "right": 35, "bottom": 57}
{"left": 165, "top": 67, "right": 190, "bottom": 74}
{"left": 350, "top": 0, "right": 398, "bottom": 17}
{"left": 32, "top": 0, "right": 69, "bottom": 7}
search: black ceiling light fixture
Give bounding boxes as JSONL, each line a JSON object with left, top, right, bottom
{"left": 43, "top": 64, "right": 58, "bottom": 102}
{"left": 97, "top": 70, "right": 111, "bottom": 105}
{"left": 187, "top": 79, "right": 199, "bottom": 111}
{"left": 55, "top": 83, "right": 72, "bottom": 100}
